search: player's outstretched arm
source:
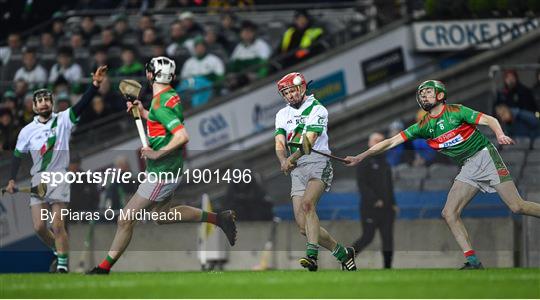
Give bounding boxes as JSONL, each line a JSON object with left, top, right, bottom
{"left": 141, "top": 127, "right": 189, "bottom": 160}
{"left": 71, "top": 65, "right": 108, "bottom": 117}
{"left": 344, "top": 133, "right": 405, "bottom": 167}
{"left": 477, "top": 114, "right": 515, "bottom": 145}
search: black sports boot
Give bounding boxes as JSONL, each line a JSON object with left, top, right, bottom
{"left": 217, "top": 210, "right": 237, "bottom": 246}
{"left": 86, "top": 266, "right": 110, "bottom": 275}
{"left": 299, "top": 256, "right": 318, "bottom": 272}
{"left": 459, "top": 262, "right": 484, "bottom": 270}
{"left": 341, "top": 247, "right": 357, "bottom": 271}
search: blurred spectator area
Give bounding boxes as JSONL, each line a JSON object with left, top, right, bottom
{"left": 0, "top": 3, "right": 383, "bottom": 156}
{"left": 0, "top": 4, "right": 374, "bottom": 85}
{"left": 0, "top": 2, "right": 386, "bottom": 178}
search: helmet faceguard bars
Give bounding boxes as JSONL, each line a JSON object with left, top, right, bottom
{"left": 277, "top": 72, "right": 307, "bottom": 105}
{"left": 416, "top": 80, "right": 446, "bottom": 111}
{"left": 33, "top": 89, "right": 53, "bottom": 103}
{"left": 146, "top": 56, "right": 176, "bottom": 84}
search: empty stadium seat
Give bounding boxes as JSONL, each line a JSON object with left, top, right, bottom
{"left": 522, "top": 163, "right": 540, "bottom": 177}
{"left": 513, "top": 137, "right": 532, "bottom": 150}
{"left": 500, "top": 150, "right": 526, "bottom": 166}
{"left": 526, "top": 150, "right": 540, "bottom": 163}
{"left": 422, "top": 178, "right": 454, "bottom": 191}
{"left": 394, "top": 178, "right": 422, "bottom": 191}
{"left": 506, "top": 163, "right": 522, "bottom": 178}
{"left": 391, "top": 163, "right": 409, "bottom": 180}
{"left": 525, "top": 192, "right": 540, "bottom": 202}
{"left": 519, "top": 181, "right": 540, "bottom": 193}
{"left": 395, "top": 165, "right": 428, "bottom": 179}
{"left": 427, "top": 163, "right": 459, "bottom": 179}
{"left": 533, "top": 139, "right": 540, "bottom": 149}
{"left": 520, "top": 173, "right": 540, "bottom": 186}
{"left": 330, "top": 179, "right": 358, "bottom": 193}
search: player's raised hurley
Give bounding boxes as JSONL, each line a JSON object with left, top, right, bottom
{"left": 1, "top": 182, "right": 47, "bottom": 198}
{"left": 300, "top": 133, "right": 348, "bottom": 163}
{"left": 119, "top": 79, "right": 148, "bottom": 148}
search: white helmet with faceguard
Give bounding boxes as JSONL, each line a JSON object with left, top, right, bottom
{"left": 145, "top": 56, "right": 176, "bottom": 84}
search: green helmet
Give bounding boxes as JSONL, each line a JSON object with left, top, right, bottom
{"left": 416, "top": 80, "right": 446, "bottom": 111}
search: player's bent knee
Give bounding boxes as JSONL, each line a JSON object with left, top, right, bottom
{"left": 441, "top": 209, "right": 457, "bottom": 222}
{"left": 509, "top": 203, "right": 524, "bottom": 214}
{"left": 33, "top": 222, "right": 47, "bottom": 234}
{"left": 51, "top": 222, "right": 66, "bottom": 235}
{"left": 301, "top": 201, "right": 314, "bottom": 213}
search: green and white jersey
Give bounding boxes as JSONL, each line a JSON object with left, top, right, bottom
{"left": 400, "top": 104, "right": 491, "bottom": 165}
{"left": 274, "top": 95, "right": 330, "bottom": 157}
{"left": 146, "top": 86, "right": 185, "bottom": 174}
{"left": 14, "top": 108, "right": 78, "bottom": 176}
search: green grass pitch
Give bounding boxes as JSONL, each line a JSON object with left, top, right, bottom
{"left": 1, "top": 269, "right": 539, "bottom": 298}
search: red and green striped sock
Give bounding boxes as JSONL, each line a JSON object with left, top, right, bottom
{"left": 98, "top": 255, "right": 117, "bottom": 271}
{"left": 464, "top": 250, "right": 480, "bottom": 265}
{"left": 201, "top": 211, "right": 217, "bottom": 225}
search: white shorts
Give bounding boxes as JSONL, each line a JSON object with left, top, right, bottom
{"left": 136, "top": 179, "right": 181, "bottom": 202}
{"left": 30, "top": 173, "right": 70, "bottom": 206}
{"left": 290, "top": 155, "right": 333, "bottom": 197}
{"left": 455, "top": 145, "right": 512, "bottom": 193}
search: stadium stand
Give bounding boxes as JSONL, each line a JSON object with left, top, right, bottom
{"left": 2, "top": 1, "right": 540, "bottom": 274}
{"left": 0, "top": 5, "right": 375, "bottom": 161}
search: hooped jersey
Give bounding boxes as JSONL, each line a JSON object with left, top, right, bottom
{"left": 274, "top": 95, "right": 330, "bottom": 158}
{"left": 400, "top": 104, "right": 491, "bottom": 165}
{"left": 15, "top": 108, "right": 78, "bottom": 176}
{"left": 146, "top": 86, "right": 185, "bottom": 174}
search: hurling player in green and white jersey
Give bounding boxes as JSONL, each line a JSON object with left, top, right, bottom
{"left": 345, "top": 80, "right": 540, "bottom": 269}
{"left": 5, "top": 66, "right": 109, "bottom": 272}
{"left": 87, "top": 57, "right": 236, "bottom": 274}
{"left": 275, "top": 72, "right": 356, "bottom": 272}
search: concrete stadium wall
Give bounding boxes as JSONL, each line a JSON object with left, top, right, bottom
{"left": 68, "top": 218, "right": 522, "bottom": 272}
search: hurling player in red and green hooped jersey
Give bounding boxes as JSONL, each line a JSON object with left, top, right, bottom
{"left": 345, "top": 80, "right": 540, "bottom": 269}
{"left": 87, "top": 57, "right": 237, "bottom": 275}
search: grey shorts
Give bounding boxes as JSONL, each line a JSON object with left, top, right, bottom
{"left": 455, "top": 145, "right": 512, "bottom": 193}
{"left": 30, "top": 174, "right": 70, "bottom": 206}
{"left": 290, "top": 158, "right": 333, "bottom": 197}
{"left": 136, "top": 177, "right": 182, "bottom": 202}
